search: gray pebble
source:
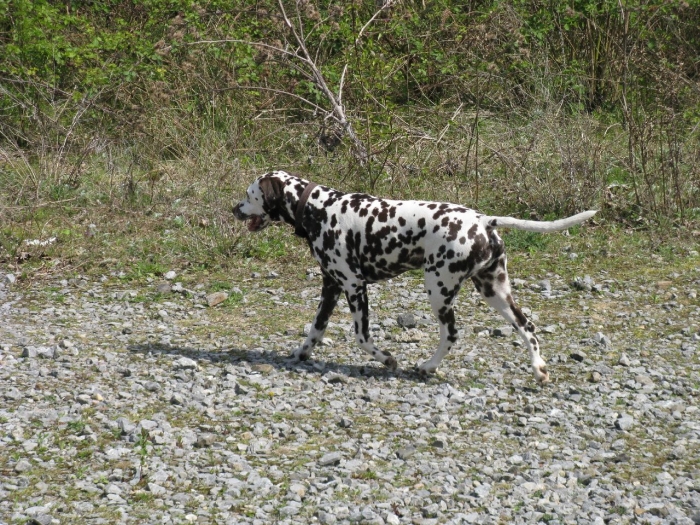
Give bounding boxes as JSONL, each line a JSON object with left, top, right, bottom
{"left": 570, "top": 350, "right": 587, "bottom": 362}
{"left": 396, "top": 446, "right": 416, "bottom": 460}
{"left": 319, "top": 452, "right": 343, "bottom": 466}
{"left": 615, "top": 414, "right": 635, "bottom": 431}
{"left": 397, "top": 313, "right": 417, "bottom": 329}
{"left": 492, "top": 326, "right": 513, "bottom": 337}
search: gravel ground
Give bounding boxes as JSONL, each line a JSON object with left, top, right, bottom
{"left": 1, "top": 263, "right": 699, "bottom": 525}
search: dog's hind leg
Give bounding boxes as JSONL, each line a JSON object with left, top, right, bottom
{"left": 472, "top": 253, "right": 550, "bottom": 384}
{"left": 291, "top": 274, "right": 342, "bottom": 361}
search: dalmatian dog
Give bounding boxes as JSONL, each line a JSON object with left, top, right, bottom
{"left": 233, "top": 171, "right": 596, "bottom": 383}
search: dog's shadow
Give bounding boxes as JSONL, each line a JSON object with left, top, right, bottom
{"left": 126, "top": 342, "right": 437, "bottom": 384}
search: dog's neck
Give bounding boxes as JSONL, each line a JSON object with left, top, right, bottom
{"left": 294, "top": 182, "right": 318, "bottom": 237}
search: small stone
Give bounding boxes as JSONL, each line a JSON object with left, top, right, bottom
{"left": 148, "top": 483, "right": 167, "bottom": 496}
{"left": 139, "top": 419, "right": 158, "bottom": 431}
{"left": 430, "top": 439, "right": 445, "bottom": 449}
{"left": 27, "top": 515, "right": 52, "bottom": 525}
{"left": 144, "top": 381, "right": 160, "bottom": 392}
{"left": 338, "top": 417, "right": 354, "bottom": 429}
{"left": 156, "top": 282, "right": 172, "bottom": 294}
{"left": 396, "top": 446, "right": 416, "bottom": 460}
{"left": 618, "top": 353, "right": 631, "bottom": 366}
{"left": 589, "top": 371, "right": 602, "bottom": 383}
{"left": 170, "top": 393, "right": 185, "bottom": 405}
{"left": 492, "top": 326, "right": 513, "bottom": 338}
{"left": 318, "top": 451, "right": 343, "bottom": 466}
{"left": 572, "top": 275, "right": 594, "bottom": 291}
{"left": 656, "top": 471, "right": 673, "bottom": 484}
{"left": 4, "top": 273, "right": 16, "bottom": 284}
{"left": 174, "top": 357, "right": 198, "bottom": 370}
{"left": 472, "top": 483, "right": 491, "bottom": 498}
{"left": 279, "top": 505, "right": 300, "bottom": 517}
{"left": 317, "top": 510, "right": 337, "bottom": 525}
{"left": 541, "top": 325, "right": 557, "bottom": 334}
{"left": 206, "top": 291, "right": 228, "bottom": 307}
{"left": 386, "top": 513, "right": 400, "bottom": 525}
{"left": 116, "top": 418, "right": 135, "bottom": 435}
{"left": 104, "top": 483, "right": 122, "bottom": 495}
{"left": 195, "top": 433, "right": 216, "bottom": 448}
{"left": 570, "top": 350, "right": 587, "bottom": 362}
{"left": 397, "top": 313, "right": 417, "bottom": 329}
{"left": 21, "top": 347, "right": 38, "bottom": 358}
{"left": 422, "top": 503, "right": 439, "bottom": 518}
{"left": 326, "top": 373, "right": 349, "bottom": 385}
{"left": 288, "top": 483, "right": 306, "bottom": 498}
{"left": 615, "top": 414, "right": 635, "bottom": 431}
{"left": 594, "top": 332, "right": 611, "bottom": 347}
{"left": 537, "top": 279, "right": 551, "bottom": 292}
{"left": 164, "top": 271, "right": 177, "bottom": 280}
{"left": 14, "top": 459, "right": 31, "bottom": 472}
{"left": 251, "top": 363, "right": 274, "bottom": 374}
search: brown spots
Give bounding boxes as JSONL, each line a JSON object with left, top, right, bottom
{"left": 446, "top": 220, "right": 461, "bottom": 242}
{"left": 507, "top": 294, "right": 528, "bottom": 327}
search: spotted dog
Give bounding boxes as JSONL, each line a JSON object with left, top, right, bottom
{"left": 233, "top": 171, "right": 596, "bottom": 383}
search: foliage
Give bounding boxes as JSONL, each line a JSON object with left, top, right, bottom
{"left": 0, "top": 0, "right": 699, "bottom": 226}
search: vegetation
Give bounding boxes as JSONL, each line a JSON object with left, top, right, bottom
{"left": 1, "top": 0, "right": 699, "bottom": 276}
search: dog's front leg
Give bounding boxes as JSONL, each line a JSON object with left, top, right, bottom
{"left": 345, "top": 281, "right": 398, "bottom": 370}
{"left": 291, "top": 274, "right": 342, "bottom": 361}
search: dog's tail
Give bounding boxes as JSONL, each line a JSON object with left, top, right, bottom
{"left": 480, "top": 210, "right": 597, "bottom": 233}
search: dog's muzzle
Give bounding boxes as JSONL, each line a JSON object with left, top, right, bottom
{"left": 233, "top": 202, "right": 266, "bottom": 232}
{"left": 232, "top": 202, "right": 247, "bottom": 220}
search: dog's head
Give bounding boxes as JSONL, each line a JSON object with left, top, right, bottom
{"left": 233, "top": 172, "right": 299, "bottom": 232}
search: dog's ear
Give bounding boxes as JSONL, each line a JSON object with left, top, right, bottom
{"left": 259, "top": 176, "right": 284, "bottom": 209}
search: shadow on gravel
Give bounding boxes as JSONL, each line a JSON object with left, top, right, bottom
{"left": 126, "top": 342, "right": 434, "bottom": 384}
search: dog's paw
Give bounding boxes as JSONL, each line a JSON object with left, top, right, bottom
{"left": 532, "top": 357, "right": 550, "bottom": 384}
{"left": 383, "top": 356, "right": 398, "bottom": 371}
{"left": 414, "top": 362, "right": 437, "bottom": 377}
{"left": 289, "top": 347, "right": 311, "bottom": 362}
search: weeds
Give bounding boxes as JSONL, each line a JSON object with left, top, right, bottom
{"left": 0, "top": 1, "right": 698, "bottom": 282}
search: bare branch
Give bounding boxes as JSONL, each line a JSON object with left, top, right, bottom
{"left": 338, "top": 64, "right": 348, "bottom": 106}
{"left": 356, "top": 0, "right": 398, "bottom": 45}
{"left": 216, "top": 85, "right": 335, "bottom": 119}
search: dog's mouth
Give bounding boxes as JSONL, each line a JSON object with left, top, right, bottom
{"left": 247, "top": 215, "right": 265, "bottom": 232}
